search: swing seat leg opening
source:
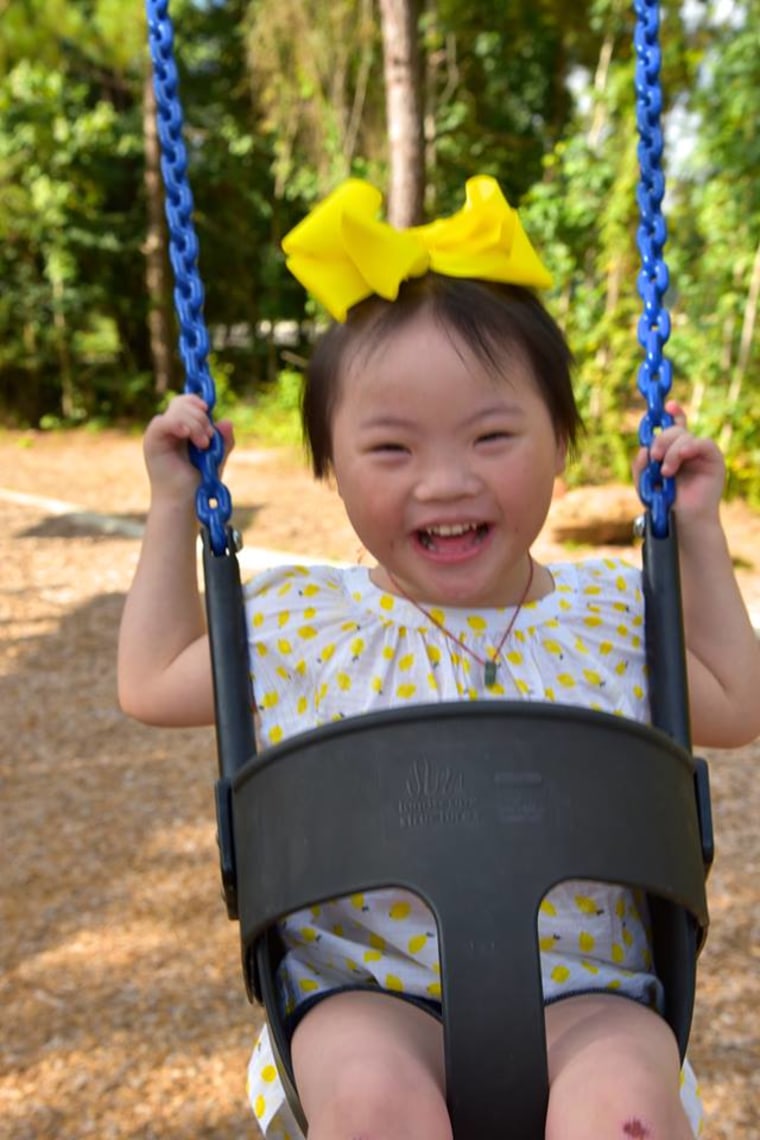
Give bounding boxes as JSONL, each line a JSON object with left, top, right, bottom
{"left": 230, "top": 703, "right": 708, "bottom": 1140}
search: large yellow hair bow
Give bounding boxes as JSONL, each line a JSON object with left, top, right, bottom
{"left": 281, "top": 175, "right": 553, "bottom": 322}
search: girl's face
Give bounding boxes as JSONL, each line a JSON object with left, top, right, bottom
{"left": 331, "top": 310, "right": 566, "bottom": 608}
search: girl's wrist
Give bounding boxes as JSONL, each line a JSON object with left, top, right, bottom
{"left": 147, "top": 485, "right": 199, "bottom": 521}
{"left": 674, "top": 511, "right": 728, "bottom": 556}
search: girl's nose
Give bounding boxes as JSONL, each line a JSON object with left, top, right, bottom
{"left": 415, "top": 455, "right": 481, "bottom": 501}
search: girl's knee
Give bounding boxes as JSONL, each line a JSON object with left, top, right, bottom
{"left": 546, "top": 993, "right": 681, "bottom": 1077}
{"left": 545, "top": 996, "right": 691, "bottom": 1139}
{"left": 291, "top": 991, "right": 451, "bottom": 1140}
{"left": 310, "top": 1055, "right": 451, "bottom": 1139}
{"left": 547, "top": 1074, "right": 693, "bottom": 1140}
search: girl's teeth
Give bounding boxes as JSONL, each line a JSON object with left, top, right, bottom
{"left": 418, "top": 523, "right": 487, "bottom": 549}
{"left": 427, "top": 523, "right": 476, "bottom": 537}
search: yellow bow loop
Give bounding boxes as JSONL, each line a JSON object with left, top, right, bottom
{"left": 282, "top": 180, "right": 429, "bottom": 322}
{"left": 282, "top": 175, "right": 552, "bottom": 322}
{"left": 415, "top": 176, "right": 552, "bottom": 289}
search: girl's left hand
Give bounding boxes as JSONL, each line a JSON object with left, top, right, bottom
{"left": 632, "top": 400, "right": 726, "bottom": 523}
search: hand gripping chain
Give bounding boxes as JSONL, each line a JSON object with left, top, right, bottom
{"left": 147, "top": 0, "right": 675, "bottom": 545}
{"left": 146, "top": 0, "right": 232, "bottom": 555}
{"left": 633, "top": 0, "right": 676, "bottom": 538}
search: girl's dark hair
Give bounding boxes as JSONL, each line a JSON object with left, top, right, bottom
{"left": 302, "top": 273, "right": 581, "bottom": 479}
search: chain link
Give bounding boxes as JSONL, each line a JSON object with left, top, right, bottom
{"left": 634, "top": 0, "right": 676, "bottom": 537}
{"left": 147, "top": 0, "right": 674, "bottom": 543}
{"left": 146, "top": 0, "right": 232, "bottom": 555}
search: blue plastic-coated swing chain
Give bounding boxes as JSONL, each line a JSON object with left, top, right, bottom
{"left": 146, "top": 0, "right": 671, "bottom": 544}
{"left": 633, "top": 0, "right": 675, "bottom": 538}
{"left": 146, "top": 0, "right": 232, "bottom": 556}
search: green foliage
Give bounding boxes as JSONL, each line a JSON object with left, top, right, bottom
{"left": 0, "top": 50, "right": 146, "bottom": 424}
{"left": 1, "top": 0, "right": 757, "bottom": 502}
{"left": 243, "top": 0, "right": 384, "bottom": 196}
{"left": 247, "top": 368, "right": 304, "bottom": 447}
{"left": 215, "top": 365, "right": 304, "bottom": 449}
{"left": 661, "top": 0, "right": 760, "bottom": 500}
{"left": 428, "top": 0, "right": 577, "bottom": 210}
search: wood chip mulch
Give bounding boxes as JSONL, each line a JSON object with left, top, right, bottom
{"left": 1, "top": 431, "right": 758, "bottom": 1138}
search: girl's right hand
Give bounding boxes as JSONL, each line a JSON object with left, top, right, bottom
{"left": 143, "top": 393, "right": 234, "bottom": 500}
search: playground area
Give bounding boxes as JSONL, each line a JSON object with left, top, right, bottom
{"left": 1, "top": 428, "right": 758, "bottom": 1138}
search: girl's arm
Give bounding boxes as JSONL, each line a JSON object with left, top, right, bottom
{"left": 634, "top": 402, "right": 760, "bottom": 748}
{"left": 117, "top": 395, "right": 232, "bottom": 727}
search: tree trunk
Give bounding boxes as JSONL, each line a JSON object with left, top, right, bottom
{"left": 51, "top": 273, "right": 75, "bottom": 419}
{"left": 719, "top": 236, "right": 760, "bottom": 453}
{"left": 143, "top": 68, "right": 175, "bottom": 397}
{"left": 587, "top": 33, "right": 614, "bottom": 150}
{"left": 343, "top": 0, "right": 375, "bottom": 168}
{"left": 424, "top": 10, "right": 459, "bottom": 207}
{"left": 378, "top": 0, "right": 425, "bottom": 227}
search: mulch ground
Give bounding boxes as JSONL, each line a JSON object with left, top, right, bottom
{"left": 1, "top": 429, "right": 758, "bottom": 1138}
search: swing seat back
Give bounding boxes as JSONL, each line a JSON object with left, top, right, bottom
{"left": 231, "top": 701, "right": 710, "bottom": 1140}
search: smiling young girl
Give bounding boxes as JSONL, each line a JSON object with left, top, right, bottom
{"left": 118, "top": 178, "right": 760, "bottom": 1139}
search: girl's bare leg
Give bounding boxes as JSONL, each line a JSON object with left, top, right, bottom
{"left": 292, "top": 988, "right": 692, "bottom": 1138}
{"left": 545, "top": 994, "right": 693, "bottom": 1139}
{"left": 290, "top": 990, "right": 452, "bottom": 1140}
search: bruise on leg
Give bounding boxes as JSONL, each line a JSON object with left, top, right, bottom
{"left": 623, "top": 1121, "right": 651, "bottom": 1138}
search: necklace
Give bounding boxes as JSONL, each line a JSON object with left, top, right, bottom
{"left": 387, "top": 555, "right": 535, "bottom": 689}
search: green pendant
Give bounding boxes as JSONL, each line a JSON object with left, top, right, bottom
{"left": 484, "top": 660, "right": 498, "bottom": 687}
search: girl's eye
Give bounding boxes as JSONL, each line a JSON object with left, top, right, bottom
{"left": 370, "top": 442, "right": 408, "bottom": 454}
{"left": 477, "top": 431, "right": 512, "bottom": 444}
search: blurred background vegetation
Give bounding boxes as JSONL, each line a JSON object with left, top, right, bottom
{"left": 1, "top": 0, "right": 758, "bottom": 498}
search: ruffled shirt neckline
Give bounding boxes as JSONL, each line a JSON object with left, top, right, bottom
{"left": 339, "top": 562, "right": 572, "bottom": 639}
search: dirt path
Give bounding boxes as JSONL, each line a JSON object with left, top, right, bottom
{"left": 1, "top": 430, "right": 758, "bottom": 1138}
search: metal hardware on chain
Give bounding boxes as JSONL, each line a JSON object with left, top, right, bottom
{"left": 146, "top": 0, "right": 232, "bottom": 555}
{"left": 633, "top": 0, "right": 676, "bottom": 538}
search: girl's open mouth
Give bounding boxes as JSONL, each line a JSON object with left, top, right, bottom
{"left": 416, "top": 522, "right": 490, "bottom": 557}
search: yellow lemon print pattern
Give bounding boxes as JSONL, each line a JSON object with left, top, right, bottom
{"left": 244, "top": 559, "right": 648, "bottom": 749}
{"left": 242, "top": 560, "right": 703, "bottom": 1137}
